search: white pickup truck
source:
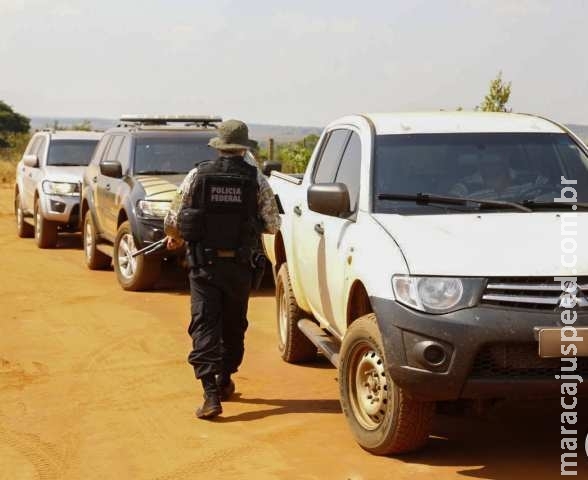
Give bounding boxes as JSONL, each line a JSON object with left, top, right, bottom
{"left": 262, "top": 112, "right": 588, "bottom": 455}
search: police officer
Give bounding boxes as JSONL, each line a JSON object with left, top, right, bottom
{"left": 164, "top": 119, "right": 280, "bottom": 419}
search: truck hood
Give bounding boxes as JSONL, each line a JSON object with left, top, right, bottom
{"left": 135, "top": 174, "right": 186, "bottom": 201}
{"left": 43, "top": 166, "right": 86, "bottom": 183}
{"left": 372, "top": 212, "right": 588, "bottom": 277}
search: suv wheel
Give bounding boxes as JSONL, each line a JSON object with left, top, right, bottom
{"left": 114, "top": 221, "right": 161, "bottom": 291}
{"left": 339, "top": 314, "right": 435, "bottom": 455}
{"left": 276, "top": 263, "right": 317, "bottom": 363}
{"left": 15, "top": 191, "right": 33, "bottom": 238}
{"left": 83, "top": 213, "right": 110, "bottom": 270}
{"left": 34, "top": 199, "right": 57, "bottom": 248}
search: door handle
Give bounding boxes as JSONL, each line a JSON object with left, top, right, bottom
{"left": 314, "top": 223, "right": 324, "bottom": 235}
{"left": 293, "top": 205, "right": 302, "bottom": 217}
{"left": 92, "top": 176, "right": 97, "bottom": 183}
{"left": 105, "top": 184, "right": 111, "bottom": 191}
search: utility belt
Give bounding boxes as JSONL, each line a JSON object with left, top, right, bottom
{"left": 186, "top": 243, "right": 267, "bottom": 289}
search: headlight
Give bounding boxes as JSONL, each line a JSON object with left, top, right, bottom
{"left": 42, "top": 181, "right": 79, "bottom": 196}
{"left": 392, "top": 276, "right": 486, "bottom": 314}
{"left": 137, "top": 200, "right": 171, "bottom": 218}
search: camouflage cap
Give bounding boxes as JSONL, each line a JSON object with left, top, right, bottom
{"left": 208, "top": 119, "right": 256, "bottom": 151}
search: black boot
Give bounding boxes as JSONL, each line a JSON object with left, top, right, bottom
{"left": 197, "top": 374, "right": 222, "bottom": 419}
{"left": 216, "top": 372, "right": 236, "bottom": 401}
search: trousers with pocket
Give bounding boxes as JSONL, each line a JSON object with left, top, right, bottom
{"left": 187, "top": 259, "right": 252, "bottom": 380}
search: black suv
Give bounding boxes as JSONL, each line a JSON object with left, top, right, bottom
{"left": 81, "top": 115, "right": 223, "bottom": 290}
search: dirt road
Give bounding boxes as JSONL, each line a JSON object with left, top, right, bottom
{"left": 0, "top": 184, "right": 585, "bottom": 480}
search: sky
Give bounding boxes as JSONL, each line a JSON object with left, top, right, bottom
{"left": 1, "top": 0, "right": 587, "bottom": 127}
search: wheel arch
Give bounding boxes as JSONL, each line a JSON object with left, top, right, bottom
{"left": 81, "top": 197, "right": 90, "bottom": 221}
{"left": 117, "top": 208, "right": 129, "bottom": 229}
{"left": 273, "top": 230, "right": 287, "bottom": 275}
{"left": 346, "top": 280, "right": 374, "bottom": 327}
{"left": 81, "top": 193, "right": 100, "bottom": 234}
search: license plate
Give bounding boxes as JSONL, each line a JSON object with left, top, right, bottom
{"left": 539, "top": 328, "right": 588, "bottom": 358}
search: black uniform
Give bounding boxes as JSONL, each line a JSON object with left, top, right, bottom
{"left": 179, "top": 155, "right": 260, "bottom": 394}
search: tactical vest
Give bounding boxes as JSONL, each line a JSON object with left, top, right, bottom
{"left": 179, "top": 156, "right": 260, "bottom": 252}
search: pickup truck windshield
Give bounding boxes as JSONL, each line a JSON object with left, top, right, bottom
{"left": 134, "top": 135, "right": 217, "bottom": 175}
{"left": 373, "top": 132, "right": 588, "bottom": 214}
{"left": 47, "top": 140, "right": 98, "bottom": 166}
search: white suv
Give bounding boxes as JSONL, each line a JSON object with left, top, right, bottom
{"left": 15, "top": 130, "right": 102, "bottom": 248}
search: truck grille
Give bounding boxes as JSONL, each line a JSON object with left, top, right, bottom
{"left": 470, "top": 343, "right": 588, "bottom": 379}
{"left": 481, "top": 277, "right": 588, "bottom": 311}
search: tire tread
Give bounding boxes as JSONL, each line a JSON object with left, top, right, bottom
{"left": 276, "top": 264, "right": 317, "bottom": 363}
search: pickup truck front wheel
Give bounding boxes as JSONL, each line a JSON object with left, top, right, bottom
{"left": 339, "top": 314, "right": 435, "bottom": 455}
{"left": 114, "top": 221, "right": 161, "bottom": 291}
{"left": 15, "top": 192, "right": 33, "bottom": 238}
{"left": 34, "top": 199, "right": 58, "bottom": 248}
{"left": 276, "top": 264, "right": 317, "bottom": 363}
{"left": 83, "top": 213, "right": 110, "bottom": 270}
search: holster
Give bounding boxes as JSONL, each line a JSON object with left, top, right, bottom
{"left": 186, "top": 243, "right": 206, "bottom": 270}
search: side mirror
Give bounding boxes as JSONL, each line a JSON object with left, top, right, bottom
{"left": 100, "top": 161, "right": 123, "bottom": 178}
{"left": 262, "top": 160, "right": 282, "bottom": 176}
{"left": 308, "top": 183, "right": 350, "bottom": 217}
{"left": 23, "top": 154, "right": 39, "bottom": 168}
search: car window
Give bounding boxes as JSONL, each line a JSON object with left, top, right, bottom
{"left": 90, "top": 136, "right": 110, "bottom": 165}
{"left": 116, "top": 136, "right": 131, "bottom": 172}
{"left": 133, "top": 134, "right": 217, "bottom": 175}
{"left": 46, "top": 140, "right": 99, "bottom": 166}
{"left": 313, "top": 129, "right": 350, "bottom": 183}
{"left": 335, "top": 131, "right": 361, "bottom": 211}
{"left": 373, "top": 132, "right": 588, "bottom": 214}
{"left": 105, "top": 136, "right": 124, "bottom": 162}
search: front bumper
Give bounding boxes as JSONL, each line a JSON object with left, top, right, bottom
{"left": 135, "top": 217, "right": 166, "bottom": 248}
{"left": 134, "top": 216, "right": 184, "bottom": 258}
{"left": 370, "top": 296, "right": 588, "bottom": 401}
{"left": 39, "top": 192, "right": 80, "bottom": 227}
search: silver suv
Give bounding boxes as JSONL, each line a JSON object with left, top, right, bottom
{"left": 15, "top": 130, "right": 102, "bottom": 248}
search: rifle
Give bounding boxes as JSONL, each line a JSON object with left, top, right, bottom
{"left": 131, "top": 238, "right": 167, "bottom": 258}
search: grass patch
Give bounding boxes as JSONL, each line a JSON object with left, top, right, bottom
{"left": 0, "top": 161, "right": 16, "bottom": 184}
{"left": 0, "top": 132, "right": 30, "bottom": 185}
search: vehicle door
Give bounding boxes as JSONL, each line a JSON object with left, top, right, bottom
{"left": 318, "top": 131, "right": 362, "bottom": 335}
{"left": 292, "top": 128, "right": 350, "bottom": 320}
{"left": 21, "top": 136, "right": 41, "bottom": 212}
{"left": 85, "top": 135, "right": 111, "bottom": 233}
{"left": 97, "top": 135, "right": 125, "bottom": 236}
{"left": 105, "top": 135, "right": 131, "bottom": 235}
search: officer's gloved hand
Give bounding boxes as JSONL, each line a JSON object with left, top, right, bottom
{"left": 166, "top": 236, "right": 185, "bottom": 250}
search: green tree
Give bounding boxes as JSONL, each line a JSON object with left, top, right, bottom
{"left": 0, "top": 101, "right": 30, "bottom": 147}
{"left": 478, "top": 71, "right": 512, "bottom": 112}
{"left": 277, "top": 134, "right": 320, "bottom": 173}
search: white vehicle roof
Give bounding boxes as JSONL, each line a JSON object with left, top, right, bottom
{"left": 347, "top": 112, "right": 565, "bottom": 135}
{"left": 41, "top": 130, "right": 103, "bottom": 140}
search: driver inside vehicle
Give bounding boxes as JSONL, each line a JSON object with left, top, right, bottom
{"left": 450, "top": 152, "right": 513, "bottom": 198}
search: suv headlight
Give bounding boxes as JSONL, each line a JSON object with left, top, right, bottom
{"left": 42, "top": 181, "right": 79, "bottom": 196}
{"left": 392, "top": 276, "right": 486, "bottom": 314}
{"left": 137, "top": 200, "right": 171, "bottom": 218}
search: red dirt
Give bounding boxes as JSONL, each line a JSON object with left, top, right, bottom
{"left": 0, "top": 185, "right": 586, "bottom": 479}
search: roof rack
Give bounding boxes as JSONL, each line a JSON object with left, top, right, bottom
{"left": 119, "top": 115, "right": 222, "bottom": 128}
